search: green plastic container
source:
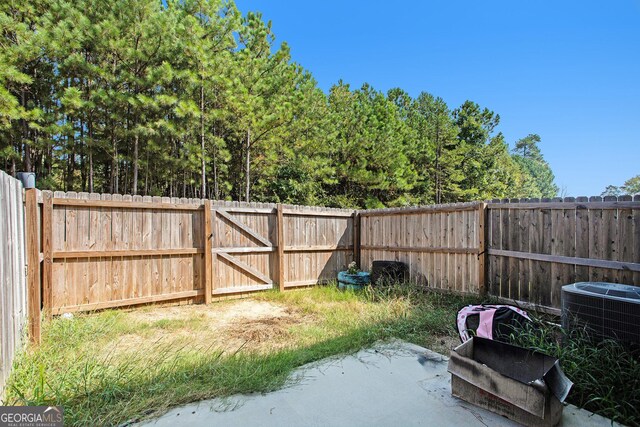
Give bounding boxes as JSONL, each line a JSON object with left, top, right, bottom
{"left": 337, "top": 271, "right": 371, "bottom": 290}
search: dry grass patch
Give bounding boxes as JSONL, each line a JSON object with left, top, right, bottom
{"left": 104, "top": 300, "right": 313, "bottom": 356}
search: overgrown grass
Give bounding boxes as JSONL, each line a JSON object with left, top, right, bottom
{"left": 5, "top": 284, "right": 478, "bottom": 426}
{"left": 9, "top": 286, "right": 637, "bottom": 425}
{"left": 508, "top": 317, "right": 640, "bottom": 426}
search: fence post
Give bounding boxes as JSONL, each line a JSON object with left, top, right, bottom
{"left": 25, "top": 188, "right": 41, "bottom": 344}
{"left": 478, "top": 202, "right": 487, "bottom": 296}
{"left": 353, "top": 210, "right": 361, "bottom": 267}
{"left": 42, "top": 191, "right": 53, "bottom": 319}
{"left": 203, "top": 200, "right": 212, "bottom": 304}
{"left": 276, "top": 203, "right": 285, "bottom": 291}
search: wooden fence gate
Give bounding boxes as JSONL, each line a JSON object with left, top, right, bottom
{"left": 212, "top": 204, "right": 277, "bottom": 295}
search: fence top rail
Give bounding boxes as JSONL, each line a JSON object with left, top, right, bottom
{"left": 215, "top": 207, "right": 356, "bottom": 217}
{"left": 282, "top": 209, "right": 354, "bottom": 217}
{"left": 53, "top": 198, "right": 204, "bottom": 210}
{"left": 279, "top": 203, "right": 356, "bottom": 215}
{"left": 47, "top": 190, "right": 357, "bottom": 215}
{"left": 487, "top": 201, "right": 640, "bottom": 210}
{"left": 486, "top": 195, "right": 640, "bottom": 204}
{"left": 360, "top": 201, "right": 482, "bottom": 217}
{"left": 51, "top": 199, "right": 357, "bottom": 216}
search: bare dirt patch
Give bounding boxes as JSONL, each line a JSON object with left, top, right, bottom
{"left": 128, "top": 300, "right": 292, "bottom": 325}
{"left": 106, "top": 300, "right": 311, "bottom": 357}
{"left": 224, "top": 314, "right": 301, "bottom": 345}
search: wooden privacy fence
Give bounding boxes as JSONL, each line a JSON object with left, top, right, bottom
{"left": 0, "top": 171, "right": 29, "bottom": 399}
{"left": 6, "top": 171, "right": 640, "bottom": 353}
{"left": 487, "top": 197, "right": 640, "bottom": 310}
{"left": 360, "top": 202, "right": 485, "bottom": 295}
{"left": 27, "top": 193, "right": 640, "bottom": 322}
{"left": 43, "top": 192, "right": 355, "bottom": 315}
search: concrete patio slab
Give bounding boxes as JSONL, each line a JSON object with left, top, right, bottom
{"left": 139, "top": 341, "right": 615, "bottom": 427}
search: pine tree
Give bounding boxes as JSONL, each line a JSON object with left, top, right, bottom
{"left": 512, "top": 134, "right": 558, "bottom": 198}
{"left": 0, "top": 0, "right": 559, "bottom": 207}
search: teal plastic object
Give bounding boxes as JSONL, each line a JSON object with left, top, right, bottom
{"left": 337, "top": 271, "right": 371, "bottom": 290}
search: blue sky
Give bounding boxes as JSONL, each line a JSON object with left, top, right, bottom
{"left": 235, "top": 0, "right": 640, "bottom": 197}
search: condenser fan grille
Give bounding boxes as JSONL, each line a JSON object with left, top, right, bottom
{"left": 574, "top": 282, "right": 640, "bottom": 300}
{"left": 562, "top": 282, "right": 640, "bottom": 344}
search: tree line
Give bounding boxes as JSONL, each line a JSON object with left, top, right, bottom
{"left": 601, "top": 175, "right": 640, "bottom": 197}
{"left": 0, "top": 0, "right": 558, "bottom": 208}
